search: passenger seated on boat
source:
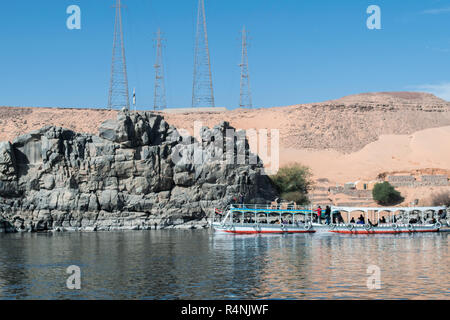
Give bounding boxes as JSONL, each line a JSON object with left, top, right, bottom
{"left": 331, "top": 211, "right": 340, "bottom": 223}
{"left": 350, "top": 217, "right": 355, "bottom": 223}
{"left": 368, "top": 219, "right": 378, "bottom": 227}
{"left": 380, "top": 216, "right": 386, "bottom": 224}
{"left": 358, "top": 214, "right": 365, "bottom": 223}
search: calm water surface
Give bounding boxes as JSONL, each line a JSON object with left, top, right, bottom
{"left": 0, "top": 230, "right": 448, "bottom": 299}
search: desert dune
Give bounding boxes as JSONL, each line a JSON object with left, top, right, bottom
{"left": 281, "top": 126, "right": 450, "bottom": 183}
{"left": 1, "top": 91, "right": 449, "bottom": 188}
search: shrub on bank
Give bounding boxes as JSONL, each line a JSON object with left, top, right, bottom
{"left": 372, "top": 182, "right": 404, "bottom": 205}
{"left": 281, "top": 191, "right": 310, "bottom": 205}
{"left": 270, "top": 164, "right": 313, "bottom": 205}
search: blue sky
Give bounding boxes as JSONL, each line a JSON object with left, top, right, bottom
{"left": 1, "top": 0, "right": 450, "bottom": 110}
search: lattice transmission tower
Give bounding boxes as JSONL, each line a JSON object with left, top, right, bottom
{"left": 192, "top": 0, "right": 215, "bottom": 108}
{"left": 108, "top": 0, "right": 130, "bottom": 110}
{"left": 154, "top": 28, "right": 167, "bottom": 111}
{"left": 239, "top": 26, "right": 252, "bottom": 109}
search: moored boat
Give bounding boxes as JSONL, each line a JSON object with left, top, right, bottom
{"left": 211, "top": 205, "right": 316, "bottom": 234}
{"left": 211, "top": 204, "right": 448, "bottom": 235}
{"left": 328, "top": 206, "right": 446, "bottom": 234}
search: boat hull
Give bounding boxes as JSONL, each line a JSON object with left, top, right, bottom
{"left": 212, "top": 223, "right": 441, "bottom": 235}
{"left": 329, "top": 224, "right": 439, "bottom": 234}
{"left": 213, "top": 223, "right": 315, "bottom": 234}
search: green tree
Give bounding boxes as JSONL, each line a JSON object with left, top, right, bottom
{"left": 270, "top": 164, "right": 313, "bottom": 205}
{"left": 372, "top": 182, "right": 404, "bottom": 205}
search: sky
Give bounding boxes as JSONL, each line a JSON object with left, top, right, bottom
{"left": 1, "top": 0, "right": 450, "bottom": 110}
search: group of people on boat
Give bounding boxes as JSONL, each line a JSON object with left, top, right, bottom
{"left": 312, "top": 206, "right": 447, "bottom": 226}
{"left": 223, "top": 201, "right": 448, "bottom": 229}
{"left": 314, "top": 206, "right": 345, "bottom": 224}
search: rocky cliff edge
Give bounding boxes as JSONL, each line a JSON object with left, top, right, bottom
{"left": 0, "top": 111, "right": 276, "bottom": 232}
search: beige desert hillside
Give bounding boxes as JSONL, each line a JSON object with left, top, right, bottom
{"left": 1, "top": 91, "right": 450, "bottom": 190}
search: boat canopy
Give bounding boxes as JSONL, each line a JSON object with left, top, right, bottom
{"left": 331, "top": 206, "right": 447, "bottom": 214}
{"left": 229, "top": 205, "right": 313, "bottom": 215}
{"left": 225, "top": 204, "right": 447, "bottom": 216}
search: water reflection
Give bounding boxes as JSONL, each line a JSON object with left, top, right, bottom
{"left": 0, "top": 231, "right": 448, "bottom": 299}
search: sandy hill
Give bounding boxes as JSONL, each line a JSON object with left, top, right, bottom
{"left": 323, "top": 91, "right": 449, "bottom": 107}
{"left": 1, "top": 92, "right": 449, "bottom": 185}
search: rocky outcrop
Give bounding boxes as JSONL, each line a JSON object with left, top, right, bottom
{"left": 0, "top": 111, "right": 276, "bottom": 233}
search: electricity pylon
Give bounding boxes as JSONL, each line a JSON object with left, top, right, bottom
{"left": 239, "top": 26, "right": 252, "bottom": 109}
{"left": 192, "top": 0, "right": 215, "bottom": 108}
{"left": 108, "top": 0, "right": 130, "bottom": 110}
{"left": 154, "top": 28, "right": 167, "bottom": 111}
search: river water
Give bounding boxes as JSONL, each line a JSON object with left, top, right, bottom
{"left": 0, "top": 230, "right": 448, "bottom": 300}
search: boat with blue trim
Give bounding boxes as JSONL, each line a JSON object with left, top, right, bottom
{"left": 211, "top": 204, "right": 448, "bottom": 235}
{"left": 212, "top": 204, "right": 316, "bottom": 234}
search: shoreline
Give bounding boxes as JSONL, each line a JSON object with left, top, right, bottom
{"left": 0, "top": 217, "right": 211, "bottom": 234}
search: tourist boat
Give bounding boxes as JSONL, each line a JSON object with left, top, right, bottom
{"left": 327, "top": 206, "right": 447, "bottom": 234}
{"left": 211, "top": 205, "right": 316, "bottom": 234}
{"left": 211, "top": 204, "right": 448, "bottom": 235}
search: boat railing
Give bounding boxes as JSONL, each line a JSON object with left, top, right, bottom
{"left": 227, "top": 204, "right": 313, "bottom": 211}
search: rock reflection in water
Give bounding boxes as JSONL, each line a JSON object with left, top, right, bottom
{"left": 0, "top": 231, "right": 448, "bottom": 299}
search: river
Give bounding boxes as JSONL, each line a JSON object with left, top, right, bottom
{"left": 0, "top": 230, "right": 448, "bottom": 299}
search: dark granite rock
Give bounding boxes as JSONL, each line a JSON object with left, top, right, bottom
{"left": 0, "top": 110, "right": 277, "bottom": 232}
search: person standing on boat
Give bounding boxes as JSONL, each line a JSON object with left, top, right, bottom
{"left": 239, "top": 193, "right": 244, "bottom": 206}
{"left": 325, "top": 206, "right": 331, "bottom": 224}
{"left": 316, "top": 206, "right": 322, "bottom": 223}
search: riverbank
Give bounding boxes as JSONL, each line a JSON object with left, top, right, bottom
{"left": 0, "top": 218, "right": 210, "bottom": 233}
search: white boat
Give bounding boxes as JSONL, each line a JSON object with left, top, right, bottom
{"left": 212, "top": 205, "right": 316, "bottom": 234}
{"left": 211, "top": 204, "right": 448, "bottom": 235}
{"left": 328, "top": 206, "right": 446, "bottom": 234}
